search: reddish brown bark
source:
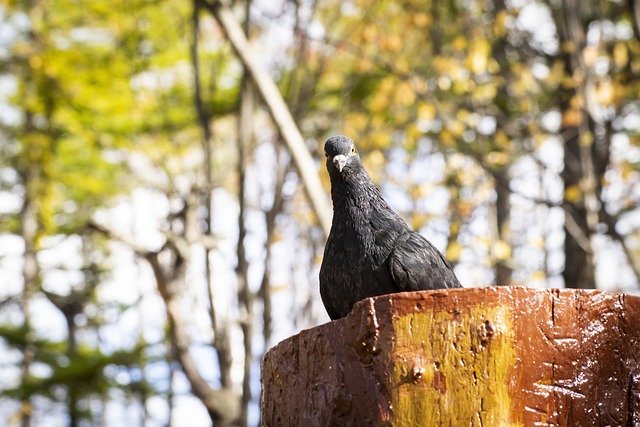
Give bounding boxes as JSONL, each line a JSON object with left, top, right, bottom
{"left": 261, "top": 287, "right": 640, "bottom": 426}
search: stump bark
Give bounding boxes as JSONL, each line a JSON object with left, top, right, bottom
{"left": 260, "top": 287, "right": 640, "bottom": 426}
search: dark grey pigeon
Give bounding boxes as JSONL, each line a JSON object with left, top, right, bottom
{"left": 320, "top": 135, "right": 462, "bottom": 320}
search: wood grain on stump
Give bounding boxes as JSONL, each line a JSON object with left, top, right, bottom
{"left": 260, "top": 287, "right": 640, "bottom": 426}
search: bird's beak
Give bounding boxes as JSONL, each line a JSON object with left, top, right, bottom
{"left": 333, "top": 155, "right": 347, "bottom": 173}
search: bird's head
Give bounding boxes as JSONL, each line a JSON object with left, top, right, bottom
{"left": 324, "top": 135, "right": 360, "bottom": 175}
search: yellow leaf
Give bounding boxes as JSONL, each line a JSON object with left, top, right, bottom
{"left": 449, "top": 221, "right": 460, "bottom": 236}
{"left": 345, "top": 112, "right": 368, "bottom": 133}
{"left": 394, "top": 81, "right": 416, "bottom": 106}
{"left": 451, "top": 35, "right": 467, "bottom": 52}
{"left": 570, "top": 94, "right": 583, "bottom": 109}
{"left": 519, "top": 98, "right": 533, "bottom": 111}
{"left": 379, "top": 77, "right": 396, "bottom": 94}
{"left": 357, "top": 57, "right": 374, "bottom": 73}
{"left": 562, "top": 108, "right": 582, "bottom": 127}
{"left": 410, "top": 213, "right": 431, "bottom": 231}
{"left": 485, "top": 151, "right": 509, "bottom": 166}
{"left": 323, "top": 71, "right": 343, "bottom": 90}
{"left": 29, "top": 55, "right": 42, "bottom": 69}
{"left": 579, "top": 131, "right": 594, "bottom": 147}
{"left": 621, "top": 162, "right": 633, "bottom": 180}
{"left": 564, "top": 185, "right": 582, "bottom": 203}
{"left": 417, "top": 103, "right": 436, "bottom": 122}
{"left": 440, "top": 130, "right": 454, "bottom": 146}
{"left": 533, "top": 134, "right": 547, "bottom": 149}
{"left": 410, "top": 75, "right": 428, "bottom": 94}
{"left": 362, "top": 24, "right": 377, "bottom": 42}
{"left": 488, "top": 58, "right": 501, "bottom": 73}
{"left": 595, "top": 80, "right": 615, "bottom": 106}
{"left": 447, "top": 119, "right": 465, "bottom": 137}
{"left": 364, "top": 149, "right": 385, "bottom": 170}
{"left": 456, "top": 109, "right": 470, "bottom": 123}
{"left": 561, "top": 75, "right": 577, "bottom": 89}
{"left": 417, "top": 182, "right": 435, "bottom": 197}
{"left": 458, "top": 200, "right": 473, "bottom": 216}
{"left": 491, "top": 240, "right": 511, "bottom": 261}
{"left": 531, "top": 271, "right": 546, "bottom": 282}
{"left": 614, "top": 43, "right": 629, "bottom": 68}
{"left": 546, "top": 60, "right": 566, "bottom": 85}
{"left": 494, "top": 10, "right": 509, "bottom": 38}
{"left": 472, "top": 83, "right": 497, "bottom": 102}
{"left": 370, "top": 132, "right": 388, "bottom": 149}
{"left": 446, "top": 241, "right": 463, "bottom": 261}
{"left": 412, "top": 13, "right": 432, "bottom": 27}
{"left": 406, "top": 123, "right": 422, "bottom": 141}
{"left": 468, "top": 39, "right": 491, "bottom": 74}
{"left": 582, "top": 46, "right": 598, "bottom": 67}
{"left": 395, "top": 57, "right": 410, "bottom": 74}
{"left": 562, "top": 40, "right": 578, "bottom": 54}
{"left": 369, "top": 92, "right": 389, "bottom": 113}
{"left": 453, "top": 78, "right": 474, "bottom": 94}
{"left": 382, "top": 34, "right": 402, "bottom": 52}
{"left": 495, "top": 130, "right": 510, "bottom": 149}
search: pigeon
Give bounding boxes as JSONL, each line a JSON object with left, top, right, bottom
{"left": 319, "top": 135, "right": 462, "bottom": 320}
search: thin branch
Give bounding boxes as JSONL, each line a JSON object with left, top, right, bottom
{"left": 199, "top": 0, "right": 332, "bottom": 237}
{"left": 260, "top": 150, "right": 290, "bottom": 347}
{"left": 236, "top": 2, "right": 254, "bottom": 424}
{"left": 562, "top": 208, "right": 594, "bottom": 254}
{"left": 601, "top": 209, "right": 640, "bottom": 283}
{"left": 190, "top": 0, "right": 234, "bottom": 391}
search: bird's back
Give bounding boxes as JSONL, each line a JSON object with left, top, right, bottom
{"left": 388, "top": 230, "right": 461, "bottom": 292}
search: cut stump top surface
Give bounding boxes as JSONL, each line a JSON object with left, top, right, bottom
{"left": 261, "top": 286, "right": 640, "bottom": 427}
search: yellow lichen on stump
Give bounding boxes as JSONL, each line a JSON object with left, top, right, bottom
{"left": 391, "top": 304, "right": 516, "bottom": 426}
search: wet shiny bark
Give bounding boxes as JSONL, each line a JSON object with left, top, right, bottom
{"left": 262, "top": 287, "right": 640, "bottom": 426}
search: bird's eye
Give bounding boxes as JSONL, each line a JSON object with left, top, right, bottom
{"left": 324, "top": 153, "right": 329, "bottom": 158}
{"left": 350, "top": 146, "right": 356, "bottom": 154}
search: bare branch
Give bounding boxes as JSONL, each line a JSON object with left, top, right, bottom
{"left": 562, "top": 208, "right": 594, "bottom": 254}
{"left": 88, "top": 221, "right": 241, "bottom": 425}
{"left": 236, "top": 3, "right": 254, "bottom": 423}
{"left": 199, "top": 0, "right": 332, "bottom": 237}
{"left": 190, "top": 0, "right": 234, "bottom": 390}
{"left": 600, "top": 210, "right": 640, "bottom": 283}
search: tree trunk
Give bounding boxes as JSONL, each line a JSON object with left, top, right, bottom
{"left": 19, "top": 183, "right": 36, "bottom": 427}
{"left": 493, "top": 169, "right": 512, "bottom": 285}
{"left": 190, "top": 0, "right": 235, "bottom": 392}
{"left": 556, "top": 0, "right": 599, "bottom": 289}
{"left": 237, "top": 2, "right": 254, "bottom": 422}
{"left": 261, "top": 287, "right": 640, "bottom": 426}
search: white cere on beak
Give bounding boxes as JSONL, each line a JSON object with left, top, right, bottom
{"left": 333, "top": 154, "right": 347, "bottom": 172}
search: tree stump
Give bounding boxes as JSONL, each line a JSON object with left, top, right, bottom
{"left": 260, "top": 287, "right": 640, "bottom": 426}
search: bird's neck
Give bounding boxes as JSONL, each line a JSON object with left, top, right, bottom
{"left": 330, "top": 171, "right": 375, "bottom": 208}
{"left": 328, "top": 170, "right": 409, "bottom": 261}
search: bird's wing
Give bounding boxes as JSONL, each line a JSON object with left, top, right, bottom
{"left": 389, "top": 231, "right": 462, "bottom": 291}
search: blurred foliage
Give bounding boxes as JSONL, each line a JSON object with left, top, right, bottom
{"left": 308, "top": 0, "right": 640, "bottom": 283}
{"left": 1, "top": 0, "right": 640, "bottom": 425}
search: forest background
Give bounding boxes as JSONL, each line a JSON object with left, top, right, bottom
{"left": 1, "top": 0, "right": 640, "bottom": 425}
